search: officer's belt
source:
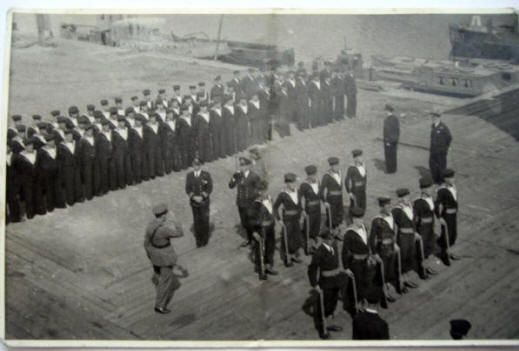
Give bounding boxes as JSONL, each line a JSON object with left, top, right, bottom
{"left": 421, "top": 217, "right": 433, "bottom": 223}
{"left": 283, "top": 210, "right": 299, "bottom": 216}
{"left": 381, "top": 238, "right": 393, "bottom": 245}
{"left": 321, "top": 268, "right": 341, "bottom": 277}
{"left": 445, "top": 208, "right": 457, "bottom": 214}
{"left": 399, "top": 227, "right": 415, "bottom": 234}
{"left": 261, "top": 220, "right": 274, "bottom": 227}
{"left": 328, "top": 191, "right": 342, "bottom": 196}
{"left": 306, "top": 200, "right": 320, "bottom": 207}
{"left": 354, "top": 181, "right": 364, "bottom": 187}
{"left": 352, "top": 253, "right": 369, "bottom": 260}
{"left": 151, "top": 241, "right": 171, "bottom": 249}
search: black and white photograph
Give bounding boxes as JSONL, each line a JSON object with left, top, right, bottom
{"left": 1, "top": 6, "right": 519, "bottom": 348}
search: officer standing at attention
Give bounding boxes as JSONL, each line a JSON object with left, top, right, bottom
{"left": 383, "top": 104, "right": 400, "bottom": 174}
{"left": 429, "top": 109, "right": 452, "bottom": 184}
{"left": 352, "top": 287, "right": 390, "bottom": 340}
{"left": 185, "top": 157, "right": 213, "bottom": 248}
{"left": 144, "top": 203, "right": 184, "bottom": 314}
{"left": 229, "top": 157, "right": 260, "bottom": 247}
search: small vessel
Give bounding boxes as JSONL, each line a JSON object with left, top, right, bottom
{"left": 370, "top": 55, "right": 519, "bottom": 98}
{"left": 217, "top": 40, "right": 295, "bottom": 68}
{"left": 449, "top": 15, "right": 519, "bottom": 63}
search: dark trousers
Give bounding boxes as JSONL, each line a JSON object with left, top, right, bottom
{"left": 326, "top": 197, "right": 344, "bottom": 228}
{"left": 418, "top": 224, "right": 436, "bottom": 258}
{"left": 346, "top": 93, "right": 357, "bottom": 118}
{"left": 429, "top": 151, "right": 447, "bottom": 184}
{"left": 81, "top": 160, "right": 97, "bottom": 200}
{"left": 350, "top": 258, "right": 379, "bottom": 304}
{"left": 314, "top": 275, "right": 349, "bottom": 334}
{"left": 152, "top": 265, "right": 180, "bottom": 310}
{"left": 304, "top": 210, "right": 321, "bottom": 241}
{"left": 334, "top": 95, "right": 345, "bottom": 120}
{"left": 440, "top": 213, "right": 457, "bottom": 248}
{"left": 384, "top": 142, "right": 398, "bottom": 174}
{"left": 281, "top": 217, "right": 302, "bottom": 256}
{"left": 377, "top": 251, "right": 397, "bottom": 286}
{"left": 131, "top": 153, "right": 143, "bottom": 184}
{"left": 6, "top": 183, "right": 21, "bottom": 223}
{"left": 254, "top": 225, "right": 276, "bottom": 272}
{"left": 63, "top": 166, "right": 84, "bottom": 205}
{"left": 398, "top": 233, "right": 417, "bottom": 274}
{"left": 238, "top": 205, "right": 252, "bottom": 242}
{"left": 192, "top": 204, "right": 210, "bottom": 247}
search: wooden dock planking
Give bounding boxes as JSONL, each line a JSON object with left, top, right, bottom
{"left": 5, "top": 86, "right": 519, "bottom": 340}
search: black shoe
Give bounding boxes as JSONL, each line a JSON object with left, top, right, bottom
{"left": 327, "top": 325, "right": 343, "bottom": 332}
{"left": 426, "top": 267, "right": 438, "bottom": 275}
{"left": 441, "top": 253, "right": 451, "bottom": 266}
{"left": 259, "top": 274, "right": 267, "bottom": 281}
{"left": 405, "top": 281, "right": 418, "bottom": 289}
{"left": 266, "top": 268, "right": 279, "bottom": 275}
{"left": 284, "top": 261, "right": 293, "bottom": 267}
{"left": 292, "top": 257, "right": 302, "bottom": 264}
{"left": 240, "top": 240, "right": 251, "bottom": 248}
{"left": 154, "top": 307, "right": 171, "bottom": 314}
{"left": 319, "top": 332, "right": 331, "bottom": 339}
{"left": 450, "top": 253, "right": 461, "bottom": 260}
{"left": 419, "top": 270, "right": 429, "bottom": 280}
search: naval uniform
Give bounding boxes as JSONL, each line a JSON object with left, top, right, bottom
{"left": 235, "top": 104, "right": 250, "bottom": 151}
{"left": 248, "top": 195, "right": 277, "bottom": 275}
{"left": 342, "top": 225, "right": 379, "bottom": 305}
{"left": 273, "top": 189, "right": 303, "bottom": 258}
{"left": 210, "top": 83, "right": 225, "bottom": 102}
{"left": 79, "top": 135, "right": 99, "bottom": 200}
{"left": 296, "top": 76, "right": 311, "bottom": 130}
{"left": 177, "top": 115, "right": 196, "bottom": 170}
{"left": 308, "top": 80, "right": 324, "bottom": 127}
{"left": 429, "top": 122, "right": 452, "bottom": 184}
{"left": 435, "top": 184, "right": 458, "bottom": 248}
{"left": 229, "top": 170, "right": 260, "bottom": 243}
{"left": 383, "top": 113, "right": 400, "bottom": 174}
{"left": 185, "top": 170, "right": 213, "bottom": 247}
{"left": 160, "top": 118, "right": 182, "bottom": 174}
{"left": 16, "top": 151, "right": 46, "bottom": 219}
{"left": 58, "top": 140, "right": 84, "bottom": 204}
{"left": 95, "top": 130, "right": 117, "bottom": 194}
{"left": 392, "top": 204, "right": 418, "bottom": 274}
{"left": 143, "top": 122, "right": 164, "bottom": 178}
{"left": 344, "top": 73, "right": 358, "bottom": 118}
{"left": 112, "top": 127, "right": 133, "bottom": 188}
{"left": 193, "top": 112, "right": 212, "bottom": 163}
{"left": 352, "top": 309, "right": 389, "bottom": 340}
{"left": 37, "top": 146, "right": 65, "bottom": 211}
{"left": 345, "top": 163, "right": 367, "bottom": 213}
{"left": 222, "top": 105, "right": 237, "bottom": 156}
{"left": 369, "top": 214, "right": 398, "bottom": 287}
{"left": 320, "top": 170, "right": 344, "bottom": 228}
{"left": 129, "top": 126, "right": 146, "bottom": 183}
{"left": 413, "top": 195, "right": 437, "bottom": 258}
{"left": 209, "top": 107, "right": 225, "bottom": 160}
{"left": 248, "top": 100, "right": 263, "bottom": 146}
{"left": 144, "top": 218, "right": 183, "bottom": 311}
{"left": 331, "top": 75, "right": 345, "bottom": 121}
{"left": 299, "top": 180, "right": 322, "bottom": 242}
{"left": 308, "top": 242, "right": 349, "bottom": 335}
{"left": 6, "top": 151, "right": 22, "bottom": 223}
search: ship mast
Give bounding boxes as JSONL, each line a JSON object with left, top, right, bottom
{"left": 213, "top": 14, "right": 224, "bottom": 60}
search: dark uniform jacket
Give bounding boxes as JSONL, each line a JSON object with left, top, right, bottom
{"left": 185, "top": 170, "right": 213, "bottom": 207}
{"left": 320, "top": 171, "right": 343, "bottom": 202}
{"left": 228, "top": 170, "right": 260, "bottom": 208}
{"left": 430, "top": 122, "right": 452, "bottom": 154}
{"left": 369, "top": 215, "right": 396, "bottom": 258}
{"left": 299, "top": 181, "right": 321, "bottom": 214}
{"left": 273, "top": 190, "right": 301, "bottom": 221}
{"left": 413, "top": 196, "right": 435, "bottom": 231}
{"left": 352, "top": 311, "right": 390, "bottom": 340}
{"left": 210, "top": 83, "right": 225, "bottom": 102}
{"left": 308, "top": 242, "right": 342, "bottom": 289}
{"left": 435, "top": 186, "right": 458, "bottom": 217}
{"left": 144, "top": 218, "right": 183, "bottom": 267}
{"left": 392, "top": 205, "right": 416, "bottom": 234}
{"left": 383, "top": 114, "right": 400, "bottom": 144}
{"left": 248, "top": 196, "right": 276, "bottom": 233}
{"left": 342, "top": 225, "right": 371, "bottom": 269}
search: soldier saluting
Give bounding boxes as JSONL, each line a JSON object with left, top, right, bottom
{"left": 229, "top": 157, "right": 260, "bottom": 247}
{"left": 144, "top": 203, "right": 184, "bottom": 314}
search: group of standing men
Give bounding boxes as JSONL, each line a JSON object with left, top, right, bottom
{"left": 5, "top": 61, "right": 358, "bottom": 225}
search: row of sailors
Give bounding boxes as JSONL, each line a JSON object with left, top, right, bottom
{"left": 243, "top": 157, "right": 458, "bottom": 338}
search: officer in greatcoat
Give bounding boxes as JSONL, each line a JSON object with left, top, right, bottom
{"left": 429, "top": 109, "right": 452, "bottom": 184}
{"left": 383, "top": 104, "right": 400, "bottom": 174}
